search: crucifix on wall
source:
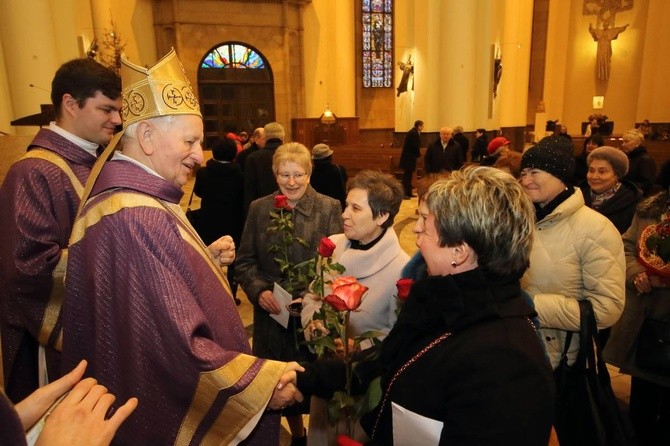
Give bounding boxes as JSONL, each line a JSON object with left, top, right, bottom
{"left": 583, "top": 0, "right": 633, "bottom": 81}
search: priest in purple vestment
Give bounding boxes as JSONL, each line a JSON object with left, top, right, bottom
{"left": 0, "top": 58, "right": 121, "bottom": 403}
{"left": 61, "top": 49, "right": 303, "bottom": 445}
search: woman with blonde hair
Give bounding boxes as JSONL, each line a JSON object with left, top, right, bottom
{"left": 236, "top": 142, "right": 342, "bottom": 444}
{"left": 297, "top": 166, "right": 555, "bottom": 444}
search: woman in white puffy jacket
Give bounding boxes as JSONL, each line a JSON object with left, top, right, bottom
{"left": 519, "top": 136, "right": 625, "bottom": 369}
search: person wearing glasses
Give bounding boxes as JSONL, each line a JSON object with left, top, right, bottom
{"left": 236, "top": 142, "right": 343, "bottom": 445}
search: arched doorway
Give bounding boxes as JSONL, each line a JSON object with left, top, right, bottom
{"left": 198, "top": 42, "right": 274, "bottom": 148}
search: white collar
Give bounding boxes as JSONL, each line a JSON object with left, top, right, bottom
{"left": 48, "top": 122, "right": 99, "bottom": 157}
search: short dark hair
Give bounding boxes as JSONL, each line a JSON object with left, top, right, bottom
{"left": 414, "top": 120, "right": 424, "bottom": 128}
{"left": 347, "top": 170, "right": 403, "bottom": 228}
{"left": 476, "top": 128, "right": 486, "bottom": 134}
{"left": 211, "top": 138, "right": 238, "bottom": 162}
{"left": 51, "top": 59, "right": 121, "bottom": 118}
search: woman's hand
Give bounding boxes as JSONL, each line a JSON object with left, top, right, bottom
{"left": 306, "top": 320, "right": 329, "bottom": 340}
{"left": 259, "top": 290, "right": 281, "bottom": 315}
{"left": 632, "top": 271, "right": 667, "bottom": 294}
{"left": 334, "top": 338, "right": 356, "bottom": 360}
{"left": 208, "top": 235, "right": 235, "bottom": 267}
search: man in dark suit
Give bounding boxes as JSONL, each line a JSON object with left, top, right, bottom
{"left": 243, "top": 122, "right": 284, "bottom": 215}
{"left": 424, "top": 126, "right": 463, "bottom": 174}
{"left": 399, "top": 120, "right": 423, "bottom": 198}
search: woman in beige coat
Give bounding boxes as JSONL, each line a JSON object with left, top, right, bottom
{"left": 519, "top": 136, "right": 625, "bottom": 369}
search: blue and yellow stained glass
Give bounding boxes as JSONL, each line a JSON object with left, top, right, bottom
{"left": 202, "top": 44, "right": 265, "bottom": 69}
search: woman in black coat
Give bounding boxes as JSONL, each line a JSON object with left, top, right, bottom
{"left": 193, "top": 138, "right": 244, "bottom": 295}
{"left": 300, "top": 167, "right": 555, "bottom": 445}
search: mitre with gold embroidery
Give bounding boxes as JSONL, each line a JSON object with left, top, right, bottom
{"left": 120, "top": 48, "right": 201, "bottom": 128}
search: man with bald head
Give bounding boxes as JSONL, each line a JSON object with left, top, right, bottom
{"left": 424, "top": 126, "right": 464, "bottom": 174}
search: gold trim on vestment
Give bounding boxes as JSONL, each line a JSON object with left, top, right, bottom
{"left": 22, "top": 149, "right": 85, "bottom": 198}
{"left": 175, "top": 355, "right": 285, "bottom": 446}
{"left": 39, "top": 250, "right": 67, "bottom": 350}
{"left": 162, "top": 202, "right": 234, "bottom": 298}
{"left": 21, "top": 149, "right": 84, "bottom": 351}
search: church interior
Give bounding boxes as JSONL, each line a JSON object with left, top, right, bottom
{"left": 1, "top": 0, "right": 668, "bottom": 443}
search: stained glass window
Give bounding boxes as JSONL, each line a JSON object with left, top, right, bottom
{"left": 362, "top": 0, "right": 393, "bottom": 88}
{"left": 201, "top": 43, "right": 265, "bottom": 69}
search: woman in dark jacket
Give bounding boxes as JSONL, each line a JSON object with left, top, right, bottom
{"left": 621, "top": 128, "right": 657, "bottom": 196}
{"left": 604, "top": 160, "right": 670, "bottom": 445}
{"left": 309, "top": 143, "right": 348, "bottom": 209}
{"left": 574, "top": 133, "right": 604, "bottom": 183}
{"left": 580, "top": 146, "right": 643, "bottom": 234}
{"left": 471, "top": 128, "right": 488, "bottom": 162}
{"left": 300, "top": 167, "right": 555, "bottom": 445}
{"left": 193, "top": 138, "right": 244, "bottom": 245}
{"left": 193, "top": 138, "right": 244, "bottom": 296}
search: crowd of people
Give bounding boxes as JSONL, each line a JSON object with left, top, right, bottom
{"left": 1, "top": 50, "right": 668, "bottom": 445}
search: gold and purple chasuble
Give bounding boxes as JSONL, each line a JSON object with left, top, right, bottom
{"left": 62, "top": 160, "right": 285, "bottom": 445}
{"left": 0, "top": 129, "right": 94, "bottom": 402}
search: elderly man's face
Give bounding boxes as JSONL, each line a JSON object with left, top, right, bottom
{"left": 440, "top": 128, "right": 452, "bottom": 143}
{"left": 150, "top": 115, "right": 204, "bottom": 188}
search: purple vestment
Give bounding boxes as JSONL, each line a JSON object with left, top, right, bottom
{"left": 62, "top": 160, "right": 283, "bottom": 445}
{"left": 0, "top": 129, "right": 95, "bottom": 402}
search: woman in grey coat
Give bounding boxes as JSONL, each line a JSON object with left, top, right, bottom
{"left": 236, "top": 142, "right": 342, "bottom": 444}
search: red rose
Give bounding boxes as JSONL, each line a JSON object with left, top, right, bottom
{"left": 274, "top": 194, "right": 289, "bottom": 209}
{"left": 337, "top": 435, "right": 363, "bottom": 446}
{"left": 395, "top": 278, "right": 414, "bottom": 301}
{"left": 324, "top": 282, "right": 369, "bottom": 312}
{"left": 317, "top": 237, "right": 336, "bottom": 258}
{"left": 330, "top": 276, "right": 357, "bottom": 289}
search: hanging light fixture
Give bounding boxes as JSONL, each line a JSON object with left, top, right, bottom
{"left": 320, "top": 103, "right": 336, "bottom": 124}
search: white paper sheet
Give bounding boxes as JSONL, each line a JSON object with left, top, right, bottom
{"left": 392, "top": 401, "right": 443, "bottom": 445}
{"left": 269, "top": 282, "right": 293, "bottom": 328}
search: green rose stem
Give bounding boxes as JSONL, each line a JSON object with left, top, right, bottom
{"left": 343, "top": 310, "right": 353, "bottom": 438}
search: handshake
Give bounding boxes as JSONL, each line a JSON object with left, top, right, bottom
{"left": 268, "top": 362, "right": 305, "bottom": 410}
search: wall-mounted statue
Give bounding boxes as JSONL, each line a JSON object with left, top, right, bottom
{"left": 397, "top": 56, "right": 413, "bottom": 97}
{"left": 583, "top": 0, "right": 633, "bottom": 81}
{"left": 589, "top": 22, "right": 628, "bottom": 81}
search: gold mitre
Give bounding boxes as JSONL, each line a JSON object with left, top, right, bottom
{"left": 120, "top": 49, "right": 201, "bottom": 128}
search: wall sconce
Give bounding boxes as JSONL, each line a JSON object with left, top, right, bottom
{"left": 592, "top": 96, "right": 604, "bottom": 109}
{"left": 320, "top": 103, "right": 337, "bottom": 125}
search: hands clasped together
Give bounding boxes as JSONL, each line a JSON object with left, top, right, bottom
{"left": 268, "top": 362, "right": 305, "bottom": 410}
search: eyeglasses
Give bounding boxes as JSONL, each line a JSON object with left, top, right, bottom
{"left": 277, "top": 172, "right": 307, "bottom": 181}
